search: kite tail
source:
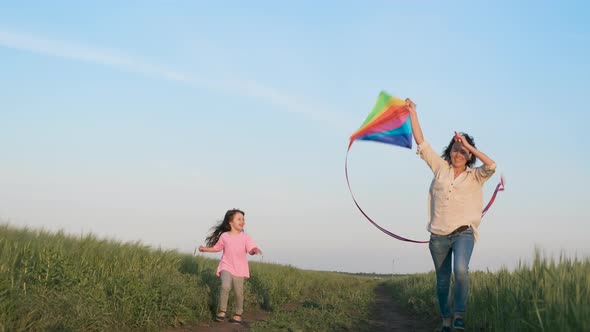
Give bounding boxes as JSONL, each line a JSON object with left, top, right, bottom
{"left": 482, "top": 175, "right": 505, "bottom": 217}
{"left": 345, "top": 143, "right": 429, "bottom": 243}
{"left": 346, "top": 142, "right": 505, "bottom": 244}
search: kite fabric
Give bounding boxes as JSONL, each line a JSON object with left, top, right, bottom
{"left": 348, "top": 91, "right": 413, "bottom": 150}
{"left": 346, "top": 91, "right": 505, "bottom": 244}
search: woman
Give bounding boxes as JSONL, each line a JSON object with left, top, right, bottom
{"left": 406, "top": 98, "right": 496, "bottom": 331}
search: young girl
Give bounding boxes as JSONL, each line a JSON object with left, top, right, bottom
{"left": 198, "top": 208, "right": 262, "bottom": 324}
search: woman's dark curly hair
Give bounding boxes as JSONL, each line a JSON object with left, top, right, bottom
{"left": 441, "top": 132, "right": 477, "bottom": 168}
{"left": 204, "top": 209, "right": 244, "bottom": 247}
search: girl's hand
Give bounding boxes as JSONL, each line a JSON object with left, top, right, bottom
{"left": 198, "top": 246, "right": 206, "bottom": 252}
{"left": 405, "top": 98, "right": 416, "bottom": 114}
{"left": 249, "top": 248, "right": 262, "bottom": 255}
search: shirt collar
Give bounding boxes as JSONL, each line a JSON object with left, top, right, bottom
{"left": 447, "top": 165, "right": 474, "bottom": 173}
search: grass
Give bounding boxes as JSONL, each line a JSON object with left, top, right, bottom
{"left": 247, "top": 267, "right": 376, "bottom": 331}
{"left": 385, "top": 250, "right": 590, "bottom": 331}
{"left": 0, "top": 224, "right": 379, "bottom": 331}
{"left": 0, "top": 225, "right": 211, "bottom": 331}
{"left": 2, "top": 223, "right": 588, "bottom": 331}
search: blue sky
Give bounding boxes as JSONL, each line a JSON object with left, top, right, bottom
{"left": 1, "top": 1, "right": 588, "bottom": 274}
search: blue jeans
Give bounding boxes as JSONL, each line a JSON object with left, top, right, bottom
{"left": 429, "top": 227, "right": 474, "bottom": 318}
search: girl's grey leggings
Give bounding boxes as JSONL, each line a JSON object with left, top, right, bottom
{"left": 219, "top": 270, "right": 245, "bottom": 315}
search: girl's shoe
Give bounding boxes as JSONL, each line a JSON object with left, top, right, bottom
{"left": 229, "top": 314, "right": 243, "bottom": 324}
{"left": 214, "top": 311, "right": 226, "bottom": 322}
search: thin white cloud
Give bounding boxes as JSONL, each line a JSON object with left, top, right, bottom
{"left": 224, "top": 78, "right": 337, "bottom": 121}
{"left": 0, "top": 29, "right": 343, "bottom": 124}
{"left": 0, "top": 30, "right": 192, "bottom": 83}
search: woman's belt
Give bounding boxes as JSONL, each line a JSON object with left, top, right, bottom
{"left": 449, "top": 225, "right": 470, "bottom": 235}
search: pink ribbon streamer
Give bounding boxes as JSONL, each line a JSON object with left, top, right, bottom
{"left": 345, "top": 146, "right": 504, "bottom": 243}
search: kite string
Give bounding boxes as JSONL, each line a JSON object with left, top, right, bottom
{"left": 346, "top": 144, "right": 504, "bottom": 244}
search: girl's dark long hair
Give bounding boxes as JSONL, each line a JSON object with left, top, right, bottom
{"left": 204, "top": 209, "right": 244, "bottom": 247}
{"left": 441, "top": 132, "right": 477, "bottom": 168}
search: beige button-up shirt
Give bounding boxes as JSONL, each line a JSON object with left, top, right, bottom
{"left": 417, "top": 141, "right": 496, "bottom": 241}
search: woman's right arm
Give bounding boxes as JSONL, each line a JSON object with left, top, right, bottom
{"left": 405, "top": 98, "right": 424, "bottom": 145}
{"left": 406, "top": 98, "right": 446, "bottom": 172}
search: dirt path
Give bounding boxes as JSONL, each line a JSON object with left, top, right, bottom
{"left": 164, "top": 309, "right": 270, "bottom": 332}
{"left": 358, "top": 283, "right": 433, "bottom": 332}
{"left": 166, "top": 283, "right": 433, "bottom": 332}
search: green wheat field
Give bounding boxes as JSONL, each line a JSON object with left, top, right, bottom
{"left": 1, "top": 224, "right": 588, "bottom": 331}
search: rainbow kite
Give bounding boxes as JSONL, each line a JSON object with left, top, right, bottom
{"left": 348, "top": 91, "right": 412, "bottom": 150}
{"left": 346, "top": 91, "right": 504, "bottom": 243}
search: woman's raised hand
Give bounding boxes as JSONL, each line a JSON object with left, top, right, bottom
{"left": 454, "top": 132, "right": 473, "bottom": 149}
{"left": 405, "top": 98, "right": 416, "bottom": 113}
